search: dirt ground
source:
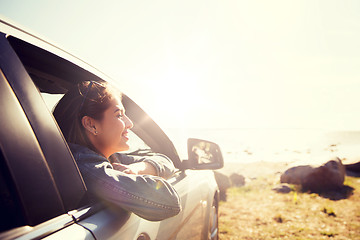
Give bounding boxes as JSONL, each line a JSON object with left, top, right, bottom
{"left": 218, "top": 163, "right": 360, "bottom": 240}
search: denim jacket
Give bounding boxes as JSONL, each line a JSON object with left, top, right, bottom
{"left": 69, "top": 143, "right": 181, "bottom": 221}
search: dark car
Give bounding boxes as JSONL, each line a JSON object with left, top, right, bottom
{"left": 0, "top": 19, "right": 223, "bottom": 240}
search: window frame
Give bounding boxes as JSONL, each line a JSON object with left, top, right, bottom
{"left": 6, "top": 31, "right": 182, "bottom": 168}
{"left": 4, "top": 33, "right": 87, "bottom": 212}
{"left": 0, "top": 32, "right": 87, "bottom": 233}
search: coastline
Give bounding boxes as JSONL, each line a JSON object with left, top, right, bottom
{"left": 165, "top": 128, "right": 360, "bottom": 178}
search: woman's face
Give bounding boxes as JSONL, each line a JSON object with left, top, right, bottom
{"left": 92, "top": 97, "right": 133, "bottom": 158}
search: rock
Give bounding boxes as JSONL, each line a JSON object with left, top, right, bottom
{"left": 345, "top": 162, "right": 360, "bottom": 177}
{"left": 345, "top": 161, "right": 360, "bottom": 172}
{"left": 280, "top": 158, "right": 345, "bottom": 192}
{"left": 229, "top": 173, "right": 245, "bottom": 187}
{"left": 302, "top": 158, "right": 345, "bottom": 192}
{"left": 213, "top": 171, "right": 231, "bottom": 201}
{"left": 280, "top": 165, "right": 314, "bottom": 185}
{"left": 272, "top": 184, "right": 292, "bottom": 193}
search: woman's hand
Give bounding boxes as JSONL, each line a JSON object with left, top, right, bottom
{"left": 112, "top": 162, "right": 157, "bottom": 176}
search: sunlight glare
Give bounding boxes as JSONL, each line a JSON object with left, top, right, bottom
{"left": 150, "top": 70, "right": 205, "bottom": 129}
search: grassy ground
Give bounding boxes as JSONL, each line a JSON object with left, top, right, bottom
{"left": 219, "top": 174, "right": 360, "bottom": 240}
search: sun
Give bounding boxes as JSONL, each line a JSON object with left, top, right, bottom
{"left": 146, "top": 73, "right": 208, "bottom": 130}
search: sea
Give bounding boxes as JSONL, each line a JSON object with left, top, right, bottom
{"left": 164, "top": 128, "right": 360, "bottom": 165}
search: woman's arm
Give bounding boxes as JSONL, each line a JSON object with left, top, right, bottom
{"left": 112, "top": 161, "right": 157, "bottom": 175}
{"left": 79, "top": 160, "right": 181, "bottom": 221}
{"left": 70, "top": 144, "right": 181, "bottom": 221}
{"left": 110, "top": 153, "right": 176, "bottom": 179}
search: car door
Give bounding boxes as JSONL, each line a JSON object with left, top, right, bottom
{"left": 155, "top": 170, "right": 210, "bottom": 240}
{"left": 0, "top": 27, "right": 165, "bottom": 240}
{"left": 0, "top": 34, "right": 94, "bottom": 239}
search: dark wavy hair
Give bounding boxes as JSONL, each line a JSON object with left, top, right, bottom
{"left": 53, "top": 81, "right": 120, "bottom": 151}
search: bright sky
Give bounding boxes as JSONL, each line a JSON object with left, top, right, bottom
{"left": 1, "top": 0, "right": 360, "bottom": 131}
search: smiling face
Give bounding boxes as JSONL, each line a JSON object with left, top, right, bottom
{"left": 89, "top": 97, "right": 133, "bottom": 158}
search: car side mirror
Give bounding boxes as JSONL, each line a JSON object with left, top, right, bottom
{"left": 182, "top": 138, "right": 224, "bottom": 170}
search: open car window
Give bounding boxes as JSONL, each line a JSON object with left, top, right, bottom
{"left": 7, "top": 33, "right": 182, "bottom": 168}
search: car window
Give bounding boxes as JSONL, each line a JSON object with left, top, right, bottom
{"left": 7, "top": 34, "right": 181, "bottom": 167}
{"left": 4, "top": 34, "right": 86, "bottom": 217}
{"left": 41, "top": 93, "right": 63, "bottom": 111}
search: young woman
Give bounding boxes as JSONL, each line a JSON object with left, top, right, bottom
{"left": 53, "top": 81, "right": 181, "bottom": 221}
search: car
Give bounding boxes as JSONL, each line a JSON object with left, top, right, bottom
{"left": 0, "top": 18, "right": 224, "bottom": 240}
